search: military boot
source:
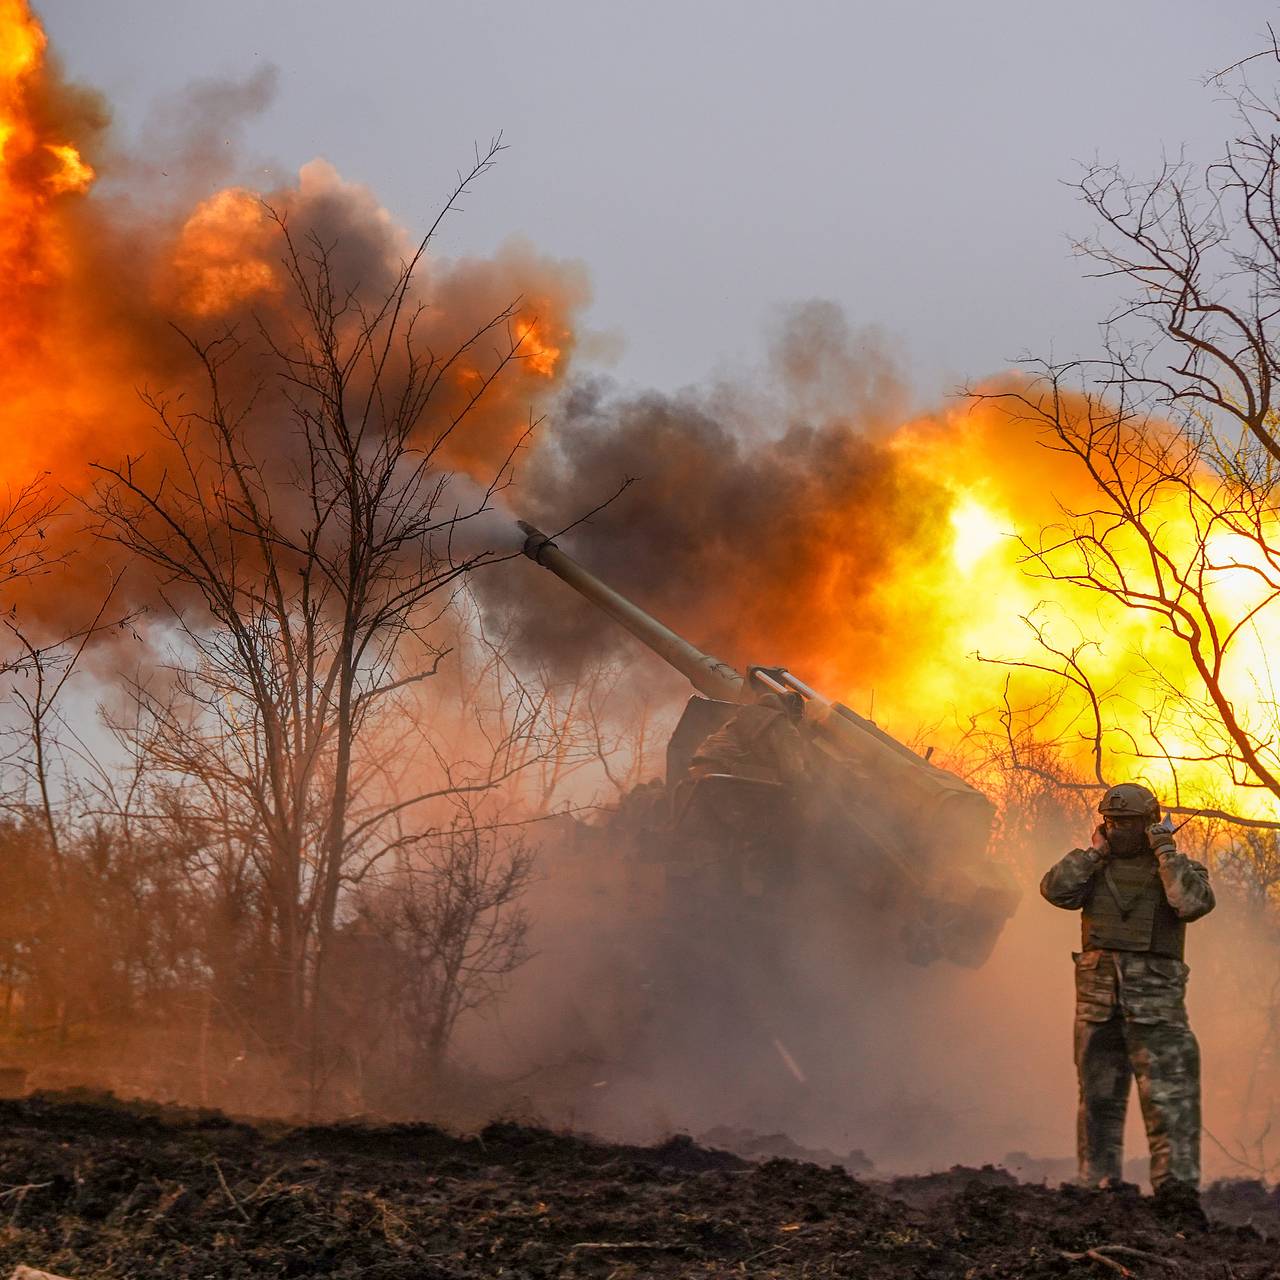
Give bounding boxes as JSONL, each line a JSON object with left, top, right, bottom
{"left": 1153, "top": 1179, "right": 1208, "bottom": 1232}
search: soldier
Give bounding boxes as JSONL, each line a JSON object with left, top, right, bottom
{"left": 1041, "top": 783, "right": 1215, "bottom": 1210}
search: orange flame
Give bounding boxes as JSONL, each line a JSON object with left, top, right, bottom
{"left": 42, "top": 142, "right": 94, "bottom": 194}
{"left": 0, "top": 0, "right": 118, "bottom": 494}
{"left": 0, "top": 0, "right": 40, "bottom": 84}
{"left": 787, "top": 395, "right": 1280, "bottom": 823}
{"left": 515, "top": 319, "right": 561, "bottom": 378}
{"left": 0, "top": 3, "right": 583, "bottom": 514}
{"left": 168, "top": 187, "right": 282, "bottom": 316}
{"left": 0, "top": 0, "right": 92, "bottom": 298}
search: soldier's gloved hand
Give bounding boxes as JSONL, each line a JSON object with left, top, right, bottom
{"left": 1147, "top": 812, "right": 1177, "bottom": 858}
{"left": 1089, "top": 823, "right": 1110, "bottom": 859}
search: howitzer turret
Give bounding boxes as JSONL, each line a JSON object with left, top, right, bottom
{"left": 519, "top": 521, "right": 1018, "bottom": 967}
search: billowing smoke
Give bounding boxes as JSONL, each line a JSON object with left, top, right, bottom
{"left": 1, "top": 1, "right": 587, "bottom": 633}
{"left": 487, "top": 304, "right": 954, "bottom": 698}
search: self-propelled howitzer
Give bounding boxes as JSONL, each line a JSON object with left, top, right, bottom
{"left": 519, "top": 521, "right": 1019, "bottom": 967}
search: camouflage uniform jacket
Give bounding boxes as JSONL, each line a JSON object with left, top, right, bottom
{"left": 1040, "top": 844, "right": 1215, "bottom": 1018}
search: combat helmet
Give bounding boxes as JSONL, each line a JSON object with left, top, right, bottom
{"left": 1098, "top": 782, "right": 1159, "bottom": 822}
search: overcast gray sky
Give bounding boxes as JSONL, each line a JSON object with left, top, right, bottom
{"left": 41, "top": 0, "right": 1280, "bottom": 406}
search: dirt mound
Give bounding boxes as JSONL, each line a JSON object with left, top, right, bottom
{"left": 0, "top": 1093, "right": 1271, "bottom": 1277}
{"left": 700, "top": 1125, "right": 875, "bottom": 1175}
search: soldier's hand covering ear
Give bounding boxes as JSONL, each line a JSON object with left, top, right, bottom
{"left": 1090, "top": 823, "right": 1110, "bottom": 858}
{"left": 1147, "top": 812, "right": 1177, "bottom": 857}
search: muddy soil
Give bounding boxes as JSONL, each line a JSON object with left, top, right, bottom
{"left": 0, "top": 1093, "right": 1271, "bottom": 1278}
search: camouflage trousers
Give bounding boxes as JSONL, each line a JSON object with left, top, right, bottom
{"left": 1073, "top": 948, "right": 1201, "bottom": 1189}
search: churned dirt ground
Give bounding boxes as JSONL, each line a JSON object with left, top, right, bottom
{"left": 0, "top": 1095, "right": 1272, "bottom": 1279}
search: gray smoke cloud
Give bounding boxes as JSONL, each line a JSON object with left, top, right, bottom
{"left": 484, "top": 301, "right": 953, "bottom": 686}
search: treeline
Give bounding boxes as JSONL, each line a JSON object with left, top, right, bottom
{"left": 0, "top": 803, "right": 536, "bottom": 1113}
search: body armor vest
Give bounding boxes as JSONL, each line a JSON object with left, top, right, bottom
{"left": 1081, "top": 852, "right": 1185, "bottom": 958}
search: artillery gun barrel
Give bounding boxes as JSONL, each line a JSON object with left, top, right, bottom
{"left": 518, "top": 522, "right": 747, "bottom": 703}
{"left": 517, "top": 518, "right": 1011, "bottom": 967}
{"left": 517, "top": 519, "right": 993, "bottom": 851}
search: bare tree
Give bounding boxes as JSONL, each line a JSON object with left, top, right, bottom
{"left": 0, "top": 573, "right": 140, "bottom": 1045}
{"left": 89, "top": 142, "right": 556, "bottom": 1096}
{"left": 378, "top": 810, "right": 534, "bottom": 1086}
{"left": 0, "top": 477, "right": 56, "bottom": 600}
{"left": 972, "top": 42, "right": 1280, "bottom": 828}
{"left": 0, "top": 476, "right": 62, "bottom": 687}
